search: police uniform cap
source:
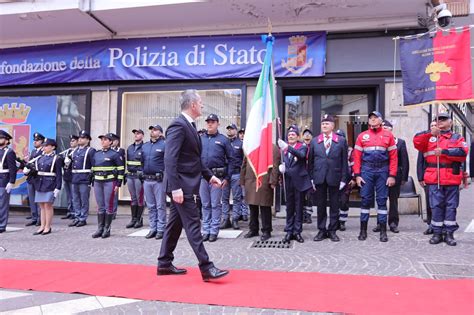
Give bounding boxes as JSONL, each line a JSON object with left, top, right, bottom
{"left": 435, "top": 112, "right": 450, "bottom": 120}
{"left": 110, "top": 133, "right": 120, "bottom": 141}
{"left": 78, "top": 130, "right": 92, "bottom": 140}
{"left": 98, "top": 133, "right": 114, "bottom": 141}
{"left": 368, "top": 111, "right": 383, "bottom": 119}
{"left": 226, "top": 123, "right": 237, "bottom": 130}
{"left": 238, "top": 128, "right": 245, "bottom": 134}
{"left": 287, "top": 124, "right": 299, "bottom": 136}
{"left": 382, "top": 120, "right": 393, "bottom": 128}
{"left": 321, "top": 114, "right": 335, "bottom": 123}
{"left": 132, "top": 129, "right": 144, "bottom": 135}
{"left": 69, "top": 135, "right": 79, "bottom": 140}
{"left": 42, "top": 138, "right": 57, "bottom": 147}
{"left": 335, "top": 129, "right": 346, "bottom": 138}
{"left": 302, "top": 129, "right": 313, "bottom": 136}
{"left": 205, "top": 114, "right": 219, "bottom": 122}
{"left": 0, "top": 130, "right": 12, "bottom": 140}
{"left": 148, "top": 125, "right": 163, "bottom": 132}
{"left": 33, "top": 132, "right": 45, "bottom": 141}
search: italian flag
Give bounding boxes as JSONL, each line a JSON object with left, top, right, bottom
{"left": 243, "top": 35, "right": 277, "bottom": 191}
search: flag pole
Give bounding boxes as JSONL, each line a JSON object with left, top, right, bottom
{"left": 435, "top": 103, "right": 440, "bottom": 189}
{"left": 277, "top": 117, "right": 287, "bottom": 198}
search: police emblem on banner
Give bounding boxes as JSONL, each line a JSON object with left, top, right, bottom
{"left": 281, "top": 35, "right": 313, "bottom": 74}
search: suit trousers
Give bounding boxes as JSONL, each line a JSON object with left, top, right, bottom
{"left": 424, "top": 186, "right": 432, "bottom": 226}
{"left": 248, "top": 204, "right": 272, "bottom": 234}
{"left": 63, "top": 180, "right": 74, "bottom": 215}
{"left": 158, "top": 194, "right": 214, "bottom": 272}
{"left": 315, "top": 182, "right": 339, "bottom": 232}
{"left": 388, "top": 184, "right": 401, "bottom": 226}
{"left": 284, "top": 178, "right": 305, "bottom": 234}
{"left": 0, "top": 187, "right": 10, "bottom": 230}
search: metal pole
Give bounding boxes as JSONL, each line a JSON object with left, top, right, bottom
{"left": 435, "top": 104, "right": 440, "bottom": 189}
{"left": 277, "top": 117, "right": 287, "bottom": 197}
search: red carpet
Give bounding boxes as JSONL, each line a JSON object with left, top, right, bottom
{"left": 0, "top": 259, "right": 473, "bottom": 314}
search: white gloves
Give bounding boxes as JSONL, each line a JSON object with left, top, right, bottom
{"left": 311, "top": 180, "right": 316, "bottom": 191}
{"left": 339, "top": 181, "right": 346, "bottom": 191}
{"left": 277, "top": 139, "right": 288, "bottom": 150}
{"left": 5, "top": 183, "right": 14, "bottom": 194}
{"left": 53, "top": 189, "right": 60, "bottom": 199}
{"left": 64, "top": 156, "right": 72, "bottom": 167}
{"left": 278, "top": 164, "right": 286, "bottom": 174}
{"left": 23, "top": 167, "right": 30, "bottom": 175}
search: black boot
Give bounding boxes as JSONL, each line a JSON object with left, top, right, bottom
{"left": 429, "top": 233, "right": 443, "bottom": 244}
{"left": 134, "top": 206, "right": 144, "bottom": 228}
{"left": 444, "top": 232, "right": 457, "bottom": 246}
{"left": 126, "top": 205, "right": 137, "bottom": 228}
{"left": 92, "top": 213, "right": 105, "bottom": 238}
{"left": 339, "top": 221, "right": 346, "bottom": 231}
{"left": 232, "top": 219, "right": 240, "bottom": 230}
{"left": 372, "top": 224, "right": 381, "bottom": 232}
{"left": 358, "top": 221, "right": 368, "bottom": 241}
{"left": 102, "top": 213, "right": 114, "bottom": 238}
{"left": 219, "top": 217, "right": 231, "bottom": 229}
{"left": 379, "top": 223, "right": 388, "bottom": 242}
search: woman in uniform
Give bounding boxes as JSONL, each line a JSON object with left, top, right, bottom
{"left": 33, "top": 138, "right": 63, "bottom": 235}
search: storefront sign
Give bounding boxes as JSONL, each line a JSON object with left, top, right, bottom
{"left": 0, "top": 33, "right": 326, "bottom": 86}
{"left": 0, "top": 96, "right": 57, "bottom": 194}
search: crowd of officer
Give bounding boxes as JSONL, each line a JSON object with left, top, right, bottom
{"left": 0, "top": 110, "right": 469, "bottom": 246}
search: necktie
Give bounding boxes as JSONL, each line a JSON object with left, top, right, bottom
{"left": 325, "top": 135, "right": 331, "bottom": 154}
{"left": 191, "top": 122, "right": 197, "bottom": 130}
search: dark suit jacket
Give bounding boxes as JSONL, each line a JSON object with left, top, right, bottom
{"left": 395, "top": 138, "right": 409, "bottom": 184}
{"left": 308, "top": 133, "right": 348, "bottom": 187}
{"left": 164, "top": 114, "right": 213, "bottom": 195}
{"left": 283, "top": 142, "right": 312, "bottom": 192}
{"left": 416, "top": 151, "right": 425, "bottom": 182}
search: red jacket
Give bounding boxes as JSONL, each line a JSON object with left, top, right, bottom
{"left": 353, "top": 127, "right": 398, "bottom": 177}
{"left": 413, "top": 130, "right": 468, "bottom": 185}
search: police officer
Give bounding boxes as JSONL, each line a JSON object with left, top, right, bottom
{"left": 70, "top": 130, "right": 96, "bottom": 227}
{"left": 238, "top": 128, "right": 249, "bottom": 221}
{"left": 125, "top": 129, "right": 145, "bottom": 228}
{"left": 200, "top": 114, "right": 236, "bottom": 242}
{"left": 413, "top": 112, "right": 468, "bottom": 246}
{"left": 353, "top": 111, "right": 398, "bottom": 242}
{"left": 335, "top": 129, "right": 355, "bottom": 232}
{"left": 302, "top": 128, "right": 314, "bottom": 224}
{"left": 32, "top": 138, "right": 63, "bottom": 235}
{"left": 417, "top": 120, "right": 437, "bottom": 235}
{"left": 0, "top": 130, "right": 17, "bottom": 233}
{"left": 278, "top": 125, "right": 313, "bottom": 243}
{"left": 25, "top": 132, "right": 44, "bottom": 226}
{"left": 111, "top": 134, "right": 126, "bottom": 218}
{"left": 91, "top": 133, "right": 125, "bottom": 238}
{"left": 373, "top": 120, "right": 409, "bottom": 234}
{"left": 142, "top": 125, "right": 167, "bottom": 239}
{"left": 60, "top": 135, "right": 78, "bottom": 220}
{"left": 221, "top": 123, "right": 244, "bottom": 230}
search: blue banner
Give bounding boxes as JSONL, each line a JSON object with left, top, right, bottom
{"left": 0, "top": 96, "right": 57, "bottom": 194}
{"left": 0, "top": 33, "right": 326, "bottom": 86}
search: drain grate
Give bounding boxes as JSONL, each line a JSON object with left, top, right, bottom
{"left": 251, "top": 240, "right": 293, "bottom": 249}
{"left": 423, "top": 263, "right": 474, "bottom": 279}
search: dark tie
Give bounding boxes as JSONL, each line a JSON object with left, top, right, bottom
{"left": 191, "top": 122, "right": 197, "bottom": 130}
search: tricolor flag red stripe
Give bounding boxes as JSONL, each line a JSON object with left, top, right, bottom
{"left": 243, "top": 35, "right": 277, "bottom": 191}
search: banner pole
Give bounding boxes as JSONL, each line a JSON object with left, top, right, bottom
{"left": 435, "top": 104, "right": 440, "bottom": 189}
{"left": 277, "top": 117, "right": 287, "bottom": 198}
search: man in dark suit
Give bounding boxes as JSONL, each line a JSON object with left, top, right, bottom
{"left": 157, "top": 89, "right": 229, "bottom": 282}
{"left": 373, "top": 120, "right": 409, "bottom": 234}
{"left": 277, "top": 125, "right": 312, "bottom": 243}
{"left": 308, "top": 115, "right": 348, "bottom": 242}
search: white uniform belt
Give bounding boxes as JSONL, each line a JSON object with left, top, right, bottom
{"left": 38, "top": 171, "right": 56, "bottom": 176}
{"left": 72, "top": 169, "right": 92, "bottom": 173}
{"left": 0, "top": 169, "right": 9, "bottom": 173}
{"left": 424, "top": 151, "right": 436, "bottom": 157}
{"left": 364, "top": 146, "right": 387, "bottom": 151}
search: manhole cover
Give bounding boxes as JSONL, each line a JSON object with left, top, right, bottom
{"left": 251, "top": 240, "right": 293, "bottom": 249}
{"left": 423, "top": 263, "right": 474, "bottom": 278}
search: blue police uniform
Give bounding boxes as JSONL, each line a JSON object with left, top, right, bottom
{"left": 221, "top": 135, "right": 244, "bottom": 228}
{"left": 70, "top": 133, "right": 96, "bottom": 226}
{"left": 25, "top": 133, "right": 44, "bottom": 225}
{"left": 199, "top": 128, "right": 236, "bottom": 239}
{"left": 111, "top": 145, "right": 126, "bottom": 215}
{"left": 0, "top": 131, "right": 18, "bottom": 233}
{"left": 61, "top": 146, "right": 77, "bottom": 218}
{"left": 141, "top": 135, "right": 167, "bottom": 238}
{"left": 91, "top": 138, "right": 125, "bottom": 239}
{"left": 33, "top": 152, "right": 63, "bottom": 202}
{"left": 125, "top": 139, "right": 145, "bottom": 228}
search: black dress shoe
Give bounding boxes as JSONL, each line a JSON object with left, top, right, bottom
{"left": 61, "top": 213, "right": 73, "bottom": 220}
{"left": 145, "top": 230, "right": 157, "bottom": 239}
{"left": 201, "top": 266, "right": 229, "bottom": 282}
{"left": 41, "top": 229, "right": 52, "bottom": 235}
{"left": 423, "top": 227, "right": 434, "bottom": 235}
{"left": 260, "top": 232, "right": 271, "bottom": 241}
{"left": 232, "top": 220, "right": 240, "bottom": 230}
{"left": 0, "top": 229, "right": 6, "bottom": 233}
{"left": 219, "top": 217, "right": 231, "bottom": 229}
{"left": 429, "top": 234, "right": 443, "bottom": 244}
{"left": 389, "top": 224, "right": 400, "bottom": 233}
{"left": 209, "top": 234, "right": 217, "bottom": 242}
{"left": 68, "top": 220, "right": 79, "bottom": 227}
{"left": 157, "top": 265, "right": 187, "bottom": 275}
{"left": 328, "top": 231, "right": 340, "bottom": 242}
{"left": 25, "top": 220, "right": 37, "bottom": 227}
{"left": 244, "top": 231, "right": 258, "bottom": 238}
{"left": 339, "top": 221, "right": 346, "bottom": 231}
{"left": 155, "top": 231, "right": 164, "bottom": 240}
{"left": 444, "top": 232, "right": 457, "bottom": 246}
{"left": 76, "top": 221, "right": 87, "bottom": 227}
{"left": 26, "top": 216, "right": 32, "bottom": 220}
{"left": 33, "top": 230, "right": 44, "bottom": 235}
{"left": 313, "top": 230, "right": 327, "bottom": 241}
{"left": 282, "top": 233, "right": 292, "bottom": 243}
{"left": 294, "top": 233, "right": 304, "bottom": 243}
{"left": 202, "top": 234, "right": 210, "bottom": 242}
{"left": 35, "top": 221, "right": 41, "bottom": 226}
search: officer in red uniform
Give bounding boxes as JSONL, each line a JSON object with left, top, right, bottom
{"left": 353, "top": 111, "right": 398, "bottom": 242}
{"left": 413, "top": 112, "right": 468, "bottom": 246}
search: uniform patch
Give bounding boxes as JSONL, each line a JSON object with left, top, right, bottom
{"left": 105, "top": 158, "right": 111, "bottom": 161}
{"left": 156, "top": 149, "right": 162, "bottom": 152}
{"left": 215, "top": 141, "right": 222, "bottom": 144}
{"left": 429, "top": 137, "right": 437, "bottom": 143}
{"left": 362, "top": 134, "right": 370, "bottom": 140}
